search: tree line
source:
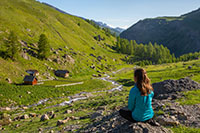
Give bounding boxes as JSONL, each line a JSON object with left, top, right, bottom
{"left": 116, "top": 37, "right": 200, "bottom": 66}
{"left": 0, "top": 32, "right": 50, "bottom": 61}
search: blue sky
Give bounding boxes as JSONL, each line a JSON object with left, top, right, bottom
{"left": 37, "top": 0, "right": 200, "bottom": 29}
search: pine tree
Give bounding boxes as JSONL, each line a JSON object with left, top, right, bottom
{"left": 4, "top": 31, "right": 20, "bottom": 60}
{"left": 38, "top": 34, "right": 50, "bottom": 60}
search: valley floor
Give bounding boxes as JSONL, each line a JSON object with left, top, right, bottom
{"left": 0, "top": 59, "right": 200, "bottom": 132}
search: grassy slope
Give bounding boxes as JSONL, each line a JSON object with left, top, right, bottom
{"left": 0, "top": 0, "right": 124, "bottom": 82}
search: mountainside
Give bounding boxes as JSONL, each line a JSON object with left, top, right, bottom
{"left": 120, "top": 8, "right": 200, "bottom": 56}
{"left": 42, "top": 2, "right": 124, "bottom": 36}
{"left": 0, "top": 0, "right": 123, "bottom": 83}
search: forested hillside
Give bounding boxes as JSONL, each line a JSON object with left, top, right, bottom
{"left": 120, "top": 8, "right": 200, "bottom": 56}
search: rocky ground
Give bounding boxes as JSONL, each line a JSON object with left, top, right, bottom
{"left": 63, "top": 78, "right": 200, "bottom": 132}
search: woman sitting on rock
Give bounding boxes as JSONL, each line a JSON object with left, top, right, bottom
{"left": 119, "top": 68, "right": 154, "bottom": 123}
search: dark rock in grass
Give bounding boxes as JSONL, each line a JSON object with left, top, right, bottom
{"left": 30, "top": 43, "right": 37, "bottom": 48}
{"left": 152, "top": 77, "right": 200, "bottom": 100}
{"left": 15, "top": 124, "right": 20, "bottom": 128}
{"left": 70, "top": 116, "right": 80, "bottom": 120}
{"left": 19, "top": 40, "right": 28, "bottom": 47}
{"left": 90, "top": 65, "right": 95, "bottom": 69}
{"left": 53, "top": 51, "right": 59, "bottom": 55}
{"left": 49, "top": 130, "right": 54, "bottom": 133}
{"left": 97, "top": 56, "right": 103, "bottom": 61}
{"left": 29, "top": 113, "right": 36, "bottom": 118}
{"left": 21, "top": 114, "right": 29, "bottom": 119}
{"left": 65, "top": 109, "right": 72, "bottom": 114}
{"left": 5, "top": 78, "right": 12, "bottom": 84}
{"left": 90, "top": 53, "right": 96, "bottom": 57}
{"left": 40, "top": 114, "right": 49, "bottom": 121}
{"left": 188, "top": 66, "right": 192, "bottom": 69}
{"left": 57, "top": 118, "right": 70, "bottom": 126}
{"left": 21, "top": 52, "right": 30, "bottom": 60}
{"left": 58, "top": 48, "right": 63, "bottom": 51}
{"left": 94, "top": 35, "right": 104, "bottom": 41}
{"left": 51, "top": 114, "right": 56, "bottom": 119}
{"left": 92, "top": 74, "right": 97, "bottom": 77}
{"left": 98, "top": 74, "right": 102, "bottom": 77}
{"left": 53, "top": 58, "right": 61, "bottom": 64}
{"left": 47, "top": 111, "right": 54, "bottom": 116}
{"left": 70, "top": 51, "right": 77, "bottom": 55}
{"left": 14, "top": 116, "right": 20, "bottom": 121}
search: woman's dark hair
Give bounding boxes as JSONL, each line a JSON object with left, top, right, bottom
{"left": 134, "top": 68, "right": 153, "bottom": 96}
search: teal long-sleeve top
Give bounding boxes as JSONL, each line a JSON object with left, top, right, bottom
{"left": 128, "top": 85, "right": 154, "bottom": 122}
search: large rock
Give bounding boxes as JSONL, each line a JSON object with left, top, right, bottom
{"left": 152, "top": 77, "right": 200, "bottom": 100}
{"left": 77, "top": 111, "right": 172, "bottom": 133}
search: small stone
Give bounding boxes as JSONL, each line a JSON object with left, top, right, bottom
{"left": 101, "top": 127, "right": 105, "bottom": 130}
{"left": 156, "top": 115, "right": 180, "bottom": 126}
{"left": 112, "top": 124, "right": 115, "bottom": 128}
{"left": 170, "top": 116, "right": 176, "bottom": 121}
{"left": 15, "top": 124, "right": 20, "bottom": 128}
{"left": 98, "top": 74, "right": 102, "bottom": 77}
{"left": 188, "top": 66, "right": 192, "bottom": 69}
{"left": 51, "top": 114, "right": 56, "bottom": 119}
{"left": 92, "top": 74, "right": 97, "bottom": 77}
{"left": 47, "top": 111, "right": 54, "bottom": 116}
{"left": 23, "top": 106, "right": 28, "bottom": 110}
{"left": 92, "top": 127, "right": 97, "bottom": 131}
{"left": 5, "top": 107, "right": 11, "bottom": 111}
{"left": 65, "top": 110, "right": 72, "bottom": 114}
{"left": 40, "top": 114, "right": 49, "bottom": 121}
{"left": 21, "top": 114, "right": 29, "bottom": 119}
{"left": 49, "top": 130, "right": 54, "bottom": 133}
{"left": 5, "top": 78, "right": 12, "bottom": 84}
{"left": 57, "top": 118, "right": 70, "bottom": 126}
{"left": 29, "top": 113, "right": 36, "bottom": 117}
{"left": 90, "top": 65, "right": 95, "bottom": 69}
{"left": 27, "top": 91, "right": 31, "bottom": 94}
{"left": 71, "top": 116, "right": 80, "bottom": 120}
